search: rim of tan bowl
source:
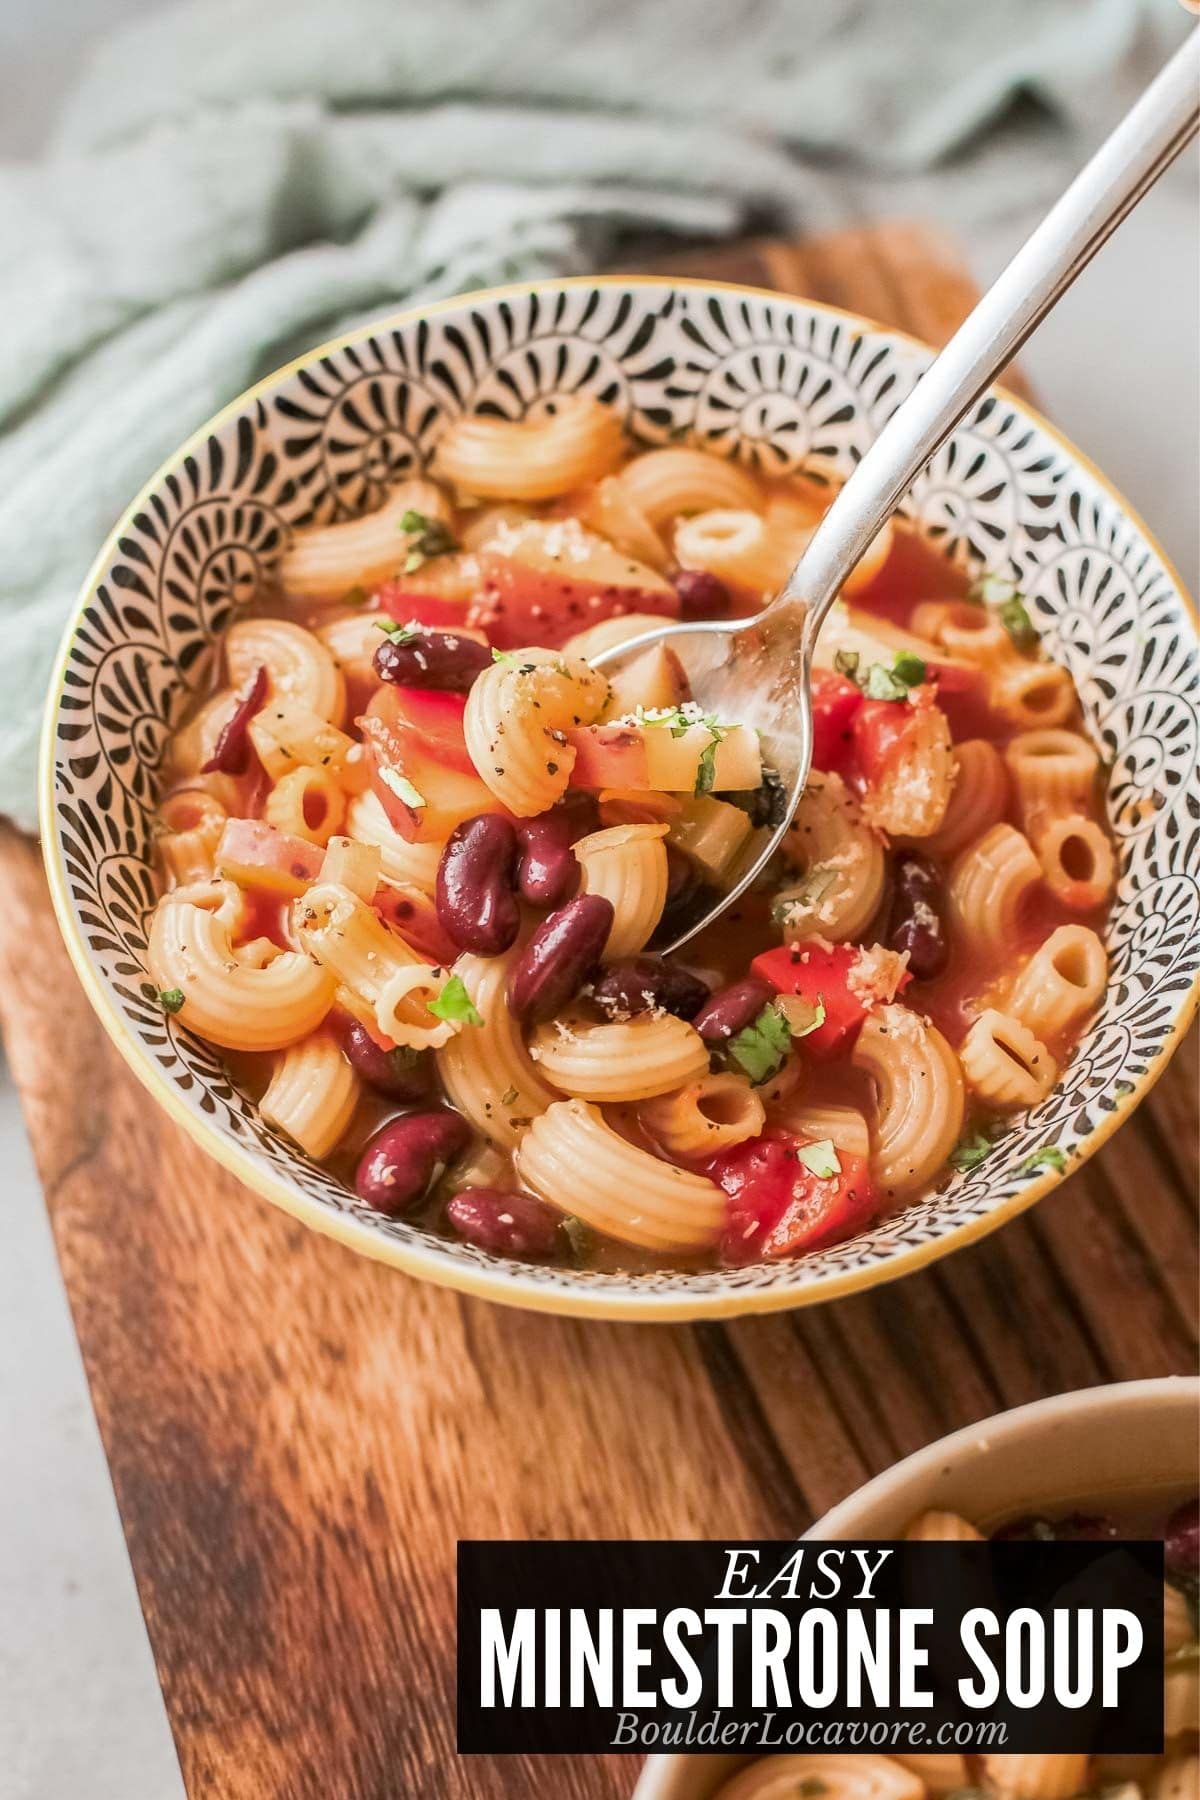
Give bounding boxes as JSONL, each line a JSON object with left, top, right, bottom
{"left": 38, "top": 276, "right": 1200, "bottom": 1322}
{"left": 634, "top": 1375, "right": 1200, "bottom": 1798}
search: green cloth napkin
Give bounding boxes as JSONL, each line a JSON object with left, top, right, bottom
{"left": 2, "top": 0, "right": 1186, "bottom": 831}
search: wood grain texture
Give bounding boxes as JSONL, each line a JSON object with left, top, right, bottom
{"left": 2, "top": 224, "right": 1195, "bottom": 1800}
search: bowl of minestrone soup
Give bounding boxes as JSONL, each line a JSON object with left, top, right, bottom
{"left": 637, "top": 1377, "right": 1199, "bottom": 1798}
{"left": 41, "top": 278, "right": 1200, "bottom": 1317}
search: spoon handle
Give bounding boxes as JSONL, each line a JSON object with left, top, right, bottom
{"left": 774, "top": 27, "right": 1200, "bottom": 645}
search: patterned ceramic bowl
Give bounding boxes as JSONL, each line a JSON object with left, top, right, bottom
{"left": 40, "top": 278, "right": 1200, "bottom": 1320}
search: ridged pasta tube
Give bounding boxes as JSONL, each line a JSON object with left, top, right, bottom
{"left": 853, "top": 1005, "right": 965, "bottom": 1195}
{"left": 618, "top": 446, "right": 763, "bottom": 525}
{"left": 907, "top": 738, "right": 1009, "bottom": 861}
{"left": 948, "top": 824, "right": 1042, "bottom": 954}
{"left": 530, "top": 1011, "right": 710, "bottom": 1102}
{"left": 261, "top": 1029, "right": 360, "bottom": 1158}
{"left": 226, "top": 617, "right": 345, "bottom": 724}
{"left": 292, "top": 881, "right": 429, "bottom": 1033}
{"left": 1008, "top": 925, "right": 1107, "bottom": 1041}
{"left": 960, "top": 1010, "right": 1058, "bottom": 1110}
{"left": 264, "top": 764, "right": 346, "bottom": 846}
{"left": 1032, "top": 813, "right": 1115, "bottom": 912}
{"left": 574, "top": 822, "right": 669, "bottom": 958}
{"left": 464, "top": 648, "right": 608, "bottom": 816}
{"left": 770, "top": 1099, "right": 869, "bottom": 1161}
{"left": 157, "top": 788, "right": 227, "bottom": 887}
{"left": 991, "top": 659, "right": 1077, "bottom": 730}
{"left": 639, "top": 1072, "right": 765, "bottom": 1159}
{"left": 148, "top": 886, "right": 334, "bottom": 1052}
{"left": 279, "top": 479, "right": 452, "bottom": 597}
{"left": 344, "top": 790, "right": 443, "bottom": 893}
{"left": 436, "top": 952, "right": 558, "bottom": 1148}
{"left": 515, "top": 1099, "right": 725, "bottom": 1251}
{"left": 434, "top": 394, "right": 624, "bottom": 500}
{"left": 777, "top": 770, "right": 886, "bottom": 941}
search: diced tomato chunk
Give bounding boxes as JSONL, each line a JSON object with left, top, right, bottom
{"left": 374, "top": 883, "right": 457, "bottom": 964}
{"left": 750, "top": 941, "right": 871, "bottom": 1059}
{"left": 708, "top": 1129, "right": 878, "bottom": 1263}
{"left": 852, "top": 684, "right": 942, "bottom": 785}
{"left": 810, "top": 670, "right": 864, "bottom": 773}
{"left": 471, "top": 555, "right": 678, "bottom": 649}
{"left": 359, "top": 686, "right": 501, "bottom": 841}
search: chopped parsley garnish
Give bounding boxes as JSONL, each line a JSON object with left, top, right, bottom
{"left": 860, "top": 651, "right": 927, "bottom": 702}
{"left": 375, "top": 618, "right": 419, "bottom": 643}
{"left": 695, "top": 736, "right": 720, "bottom": 796}
{"left": 997, "top": 593, "right": 1038, "bottom": 649}
{"left": 500, "top": 1085, "right": 519, "bottom": 1107}
{"left": 491, "top": 647, "right": 513, "bottom": 663}
{"left": 427, "top": 974, "right": 483, "bottom": 1027}
{"left": 343, "top": 584, "right": 368, "bottom": 607}
{"left": 560, "top": 1215, "right": 591, "bottom": 1261}
{"left": 1021, "top": 1144, "right": 1067, "bottom": 1175}
{"left": 157, "top": 987, "right": 186, "bottom": 1014}
{"left": 795, "top": 1138, "right": 841, "bottom": 1179}
{"left": 967, "top": 572, "right": 1040, "bottom": 648}
{"left": 799, "top": 1783, "right": 829, "bottom": 1798}
{"left": 834, "top": 647, "right": 927, "bottom": 703}
{"left": 949, "top": 1131, "right": 993, "bottom": 1173}
{"left": 726, "top": 1001, "right": 794, "bottom": 1084}
{"left": 378, "top": 766, "right": 426, "bottom": 810}
{"left": 399, "top": 508, "right": 458, "bottom": 575}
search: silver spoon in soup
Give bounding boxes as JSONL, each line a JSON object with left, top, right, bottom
{"left": 591, "top": 28, "right": 1200, "bottom": 953}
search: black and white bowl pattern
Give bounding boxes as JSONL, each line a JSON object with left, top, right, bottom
{"left": 42, "top": 281, "right": 1200, "bottom": 1319}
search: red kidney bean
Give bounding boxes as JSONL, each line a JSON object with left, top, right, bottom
{"left": 201, "top": 664, "right": 268, "bottom": 775}
{"left": 446, "top": 1188, "right": 562, "bottom": 1257}
{"left": 1165, "top": 1497, "right": 1199, "bottom": 1574}
{"left": 515, "top": 810, "right": 581, "bottom": 908}
{"left": 436, "top": 814, "right": 521, "bottom": 954}
{"left": 692, "top": 976, "right": 775, "bottom": 1043}
{"left": 591, "top": 956, "right": 710, "bottom": 1021}
{"left": 354, "top": 1110, "right": 470, "bottom": 1214}
{"left": 344, "top": 1021, "right": 432, "bottom": 1100}
{"left": 508, "top": 894, "right": 614, "bottom": 1024}
{"left": 886, "top": 852, "right": 948, "bottom": 980}
{"left": 672, "top": 568, "right": 733, "bottom": 620}
{"left": 373, "top": 626, "right": 492, "bottom": 692}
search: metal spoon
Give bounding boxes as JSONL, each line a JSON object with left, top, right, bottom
{"left": 593, "top": 28, "right": 1199, "bottom": 953}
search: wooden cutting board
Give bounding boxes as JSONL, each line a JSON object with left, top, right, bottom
{"left": 1, "top": 223, "right": 1194, "bottom": 1800}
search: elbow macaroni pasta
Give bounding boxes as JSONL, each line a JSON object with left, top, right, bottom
{"left": 279, "top": 478, "right": 451, "bottom": 596}
{"left": 436, "top": 952, "right": 559, "bottom": 1149}
{"left": 463, "top": 648, "right": 608, "bottom": 815}
{"left": 617, "top": 446, "right": 763, "bottom": 525}
{"left": 573, "top": 822, "right": 669, "bottom": 958}
{"left": 777, "top": 771, "right": 886, "bottom": 941}
{"left": 149, "top": 882, "right": 334, "bottom": 1051}
{"left": 226, "top": 617, "right": 345, "bottom": 724}
{"left": 435, "top": 394, "right": 623, "bottom": 500}
{"left": 530, "top": 1011, "right": 710, "bottom": 1102}
{"left": 261, "top": 1029, "right": 360, "bottom": 1159}
{"left": 639, "top": 1072, "right": 766, "bottom": 1159}
{"left": 516, "top": 1099, "right": 725, "bottom": 1251}
{"left": 948, "top": 823, "right": 1042, "bottom": 954}
{"left": 853, "top": 1006, "right": 965, "bottom": 1195}
{"left": 908, "top": 738, "right": 1009, "bottom": 861}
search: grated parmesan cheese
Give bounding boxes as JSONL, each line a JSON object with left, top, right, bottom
{"left": 847, "top": 944, "right": 911, "bottom": 1007}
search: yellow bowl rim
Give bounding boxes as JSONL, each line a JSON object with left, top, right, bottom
{"left": 38, "top": 273, "right": 1200, "bottom": 1322}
